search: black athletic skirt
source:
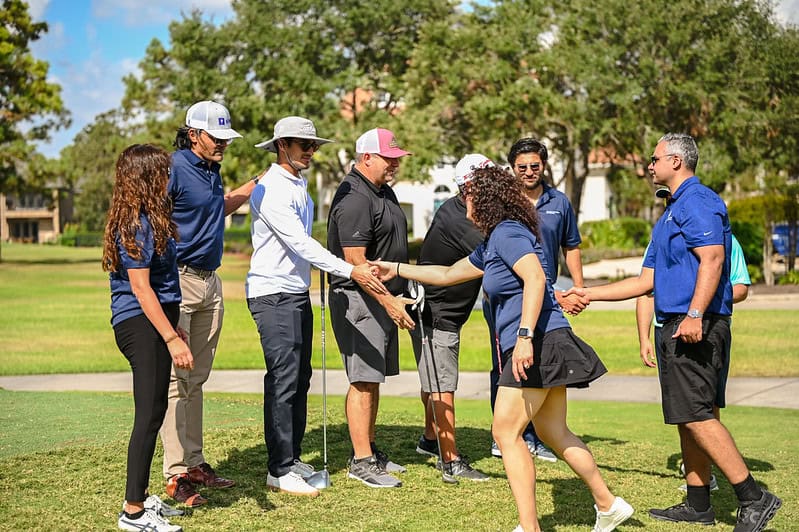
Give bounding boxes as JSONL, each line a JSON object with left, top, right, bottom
{"left": 498, "top": 328, "right": 607, "bottom": 389}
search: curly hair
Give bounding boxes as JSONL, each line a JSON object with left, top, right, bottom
{"left": 468, "top": 166, "right": 540, "bottom": 240}
{"left": 102, "top": 144, "right": 177, "bottom": 272}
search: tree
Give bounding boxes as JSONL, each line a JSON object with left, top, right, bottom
{"left": 121, "top": 0, "right": 456, "bottom": 197}
{"left": 1, "top": 0, "right": 69, "bottom": 191}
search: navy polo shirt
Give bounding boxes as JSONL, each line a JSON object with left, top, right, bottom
{"left": 469, "top": 220, "right": 570, "bottom": 353}
{"left": 643, "top": 176, "right": 733, "bottom": 322}
{"left": 169, "top": 149, "right": 226, "bottom": 271}
{"left": 327, "top": 167, "right": 408, "bottom": 295}
{"left": 109, "top": 214, "right": 181, "bottom": 326}
{"left": 535, "top": 184, "right": 581, "bottom": 284}
{"left": 417, "top": 195, "right": 484, "bottom": 331}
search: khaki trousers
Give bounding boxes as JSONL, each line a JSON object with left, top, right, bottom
{"left": 160, "top": 269, "right": 224, "bottom": 478}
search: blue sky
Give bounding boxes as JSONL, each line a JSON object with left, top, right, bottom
{"left": 28, "top": 0, "right": 799, "bottom": 159}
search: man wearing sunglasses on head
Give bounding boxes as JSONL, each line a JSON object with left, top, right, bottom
{"left": 247, "top": 117, "right": 387, "bottom": 497}
{"left": 161, "top": 100, "right": 258, "bottom": 507}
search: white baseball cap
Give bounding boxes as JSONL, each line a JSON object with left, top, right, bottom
{"left": 185, "top": 101, "right": 242, "bottom": 140}
{"left": 355, "top": 128, "right": 411, "bottom": 158}
{"left": 454, "top": 153, "right": 494, "bottom": 186}
{"left": 255, "top": 116, "right": 333, "bottom": 153}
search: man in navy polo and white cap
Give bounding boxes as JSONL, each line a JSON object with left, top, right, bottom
{"left": 409, "top": 154, "right": 493, "bottom": 482}
{"left": 247, "top": 117, "right": 387, "bottom": 497}
{"left": 161, "top": 100, "right": 257, "bottom": 507}
{"left": 327, "top": 128, "right": 415, "bottom": 488}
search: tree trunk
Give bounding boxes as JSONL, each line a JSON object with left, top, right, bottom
{"left": 764, "top": 221, "right": 774, "bottom": 286}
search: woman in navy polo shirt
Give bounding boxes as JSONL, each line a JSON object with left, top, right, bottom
{"left": 102, "top": 144, "right": 193, "bottom": 532}
{"left": 371, "top": 166, "right": 632, "bottom": 532}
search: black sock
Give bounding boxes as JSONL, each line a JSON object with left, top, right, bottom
{"left": 733, "top": 474, "right": 763, "bottom": 503}
{"left": 686, "top": 485, "right": 711, "bottom": 512}
{"left": 124, "top": 509, "right": 145, "bottom": 520}
{"left": 370, "top": 441, "right": 378, "bottom": 453}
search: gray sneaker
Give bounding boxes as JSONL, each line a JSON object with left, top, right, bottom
{"left": 439, "top": 456, "right": 489, "bottom": 482}
{"left": 374, "top": 448, "right": 407, "bottom": 473}
{"left": 348, "top": 456, "right": 402, "bottom": 488}
{"left": 289, "top": 459, "right": 315, "bottom": 480}
{"left": 491, "top": 441, "right": 502, "bottom": 457}
{"left": 533, "top": 441, "right": 558, "bottom": 462}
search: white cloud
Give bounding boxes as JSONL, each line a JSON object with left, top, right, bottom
{"left": 775, "top": 0, "right": 799, "bottom": 25}
{"left": 26, "top": 0, "right": 50, "bottom": 21}
{"left": 91, "top": 0, "right": 234, "bottom": 26}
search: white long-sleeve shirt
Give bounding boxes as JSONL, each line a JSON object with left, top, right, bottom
{"left": 246, "top": 164, "right": 353, "bottom": 298}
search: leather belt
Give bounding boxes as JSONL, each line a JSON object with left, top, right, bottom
{"left": 178, "top": 263, "right": 215, "bottom": 279}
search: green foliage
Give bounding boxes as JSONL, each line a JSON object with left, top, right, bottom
{"left": 0, "top": 0, "right": 69, "bottom": 193}
{"left": 579, "top": 218, "right": 651, "bottom": 249}
{"left": 778, "top": 270, "right": 799, "bottom": 285}
{"left": 747, "top": 264, "right": 764, "bottom": 285}
{"left": 730, "top": 220, "right": 765, "bottom": 267}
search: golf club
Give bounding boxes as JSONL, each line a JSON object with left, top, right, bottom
{"left": 407, "top": 280, "right": 458, "bottom": 485}
{"left": 307, "top": 269, "right": 332, "bottom": 489}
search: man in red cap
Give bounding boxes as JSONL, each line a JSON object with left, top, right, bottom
{"left": 327, "top": 128, "right": 415, "bottom": 488}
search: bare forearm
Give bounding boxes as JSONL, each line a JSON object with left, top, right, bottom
{"left": 224, "top": 178, "right": 259, "bottom": 215}
{"left": 635, "top": 295, "right": 654, "bottom": 343}
{"left": 564, "top": 247, "right": 584, "bottom": 287}
{"left": 689, "top": 257, "right": 724, "bottom": 312}
{"left": 732, "top": 284, "right": 749, "bottom": 304}
{"left": 586, "top": 276, "right": 651, "bottom": 302}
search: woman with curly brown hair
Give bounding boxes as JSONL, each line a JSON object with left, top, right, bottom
{"left": 102, "top": 144, "right": 193, "bottom": 532}
{"left": 370, "top": 164, "right": 632, "bottom": 532}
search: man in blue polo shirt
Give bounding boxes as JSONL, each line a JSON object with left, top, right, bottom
{"left": 487, "top": 138, "right": 588, "bottom": 462}
{"left": 570, "top": 133, "right": 781, "bottom": 531}
{"left": 161, "top": 101, "right": 259, "bottom": 507}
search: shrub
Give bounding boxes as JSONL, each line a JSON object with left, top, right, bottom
{"left": 777, "top": 270, "right": 799, "bottom": 285}
{"left": 579, "top": 217, "right": 651, "bottom": 249}
{"left": 730, "top": 220, "right": 764, "bottom": 267}
{"left": 747, "top": 264, "right": 764, "bottom": 284}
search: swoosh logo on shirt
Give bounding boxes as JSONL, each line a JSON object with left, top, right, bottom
{"left": 703, "top": 231, "right": 713, "bottom": 236}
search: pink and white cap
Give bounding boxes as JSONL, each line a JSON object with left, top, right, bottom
{"left": 355, "top": 128, "right": 411, "bottom": 158}
{"left": 454, "top": 153, "right": 494, "bottom": 186}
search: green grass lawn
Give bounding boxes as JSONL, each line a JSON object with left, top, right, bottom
{"left": 0, "top": 389, "right": 795, "bottom": 530}
{"left": 2, "top": 242, "right": 798, "bottom": 376}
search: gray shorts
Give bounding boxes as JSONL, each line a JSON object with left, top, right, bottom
{"left": 410, "top": 326, "right": 460, "bottom": 393}
{"left": 329, "top": 287, "right": 399, "bottom": 383}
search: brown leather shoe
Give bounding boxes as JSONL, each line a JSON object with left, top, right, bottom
{"left": 166, "top": 473, "right": 208, "bottom": 507}
{"left": 188, "top": 462, "right": 236, "bottom": 489}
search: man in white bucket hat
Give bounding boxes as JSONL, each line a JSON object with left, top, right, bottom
{"left": 247, "top": 117, "right": 386, "bottom": 497}
{"left": 162, "top": 100, "right": 257, "bottom": 507}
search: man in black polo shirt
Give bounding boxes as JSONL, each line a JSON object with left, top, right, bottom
{"left": 411, "top": 154, "right": 492, "bottom": 482}
{"left": 327, "top": 127, "right": 415, "bottom": 488}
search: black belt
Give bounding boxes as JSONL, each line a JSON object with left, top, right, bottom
{"left": 178, "top": 263, "right": 215, "bottom": 279}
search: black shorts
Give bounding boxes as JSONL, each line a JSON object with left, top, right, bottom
{"left": 658, "top": 315, "right": 731, "bottom": 424}
{"left": 497, "top": 328, "right": 607, "bottom": 389}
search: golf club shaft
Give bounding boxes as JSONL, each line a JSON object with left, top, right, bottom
{"left": 320, "top": 269, "right": 328, "bottom": 470}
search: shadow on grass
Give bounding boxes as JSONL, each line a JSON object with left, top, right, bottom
{"left": 1, "top": 257, "right": 99, "bottom": 265}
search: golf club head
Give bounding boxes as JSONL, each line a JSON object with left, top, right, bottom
{"left": 306, "top": 469, "right": 331, "bottom": 489}
{"left": 407, "top": 279, "right": 425, "bottom": 310}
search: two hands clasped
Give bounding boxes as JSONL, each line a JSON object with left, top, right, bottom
{"left": 352, "top": 261, "right": 416, "bottom": 330}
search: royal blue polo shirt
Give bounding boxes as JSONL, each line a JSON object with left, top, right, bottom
{"left": 109, "top": 214, "right": 181, "bottom": 326}
{"left": 535, "top": 184, "right": 582, "bottom": 284}
{"left": 469, "top": 220, "right": 570, "bottom": 353}
{"left": 643, "top": 176, "right": 732, "bottom": 322}
{"left": 169, "top": 149, "right": 226, "bottom": 271}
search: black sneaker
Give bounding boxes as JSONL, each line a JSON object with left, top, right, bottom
{"left": 649, "top": 502, "right": 715, "bottom": 525}
{"left": 373, "top": 448, "right": 407, "bottom": 473}
{"left": 439, "top": 456, "right": 489, "bottom": 482}
{"left": 348, "top": 456, "right": 402, "bottom": 488}
{"left": 416, "top": 435, "right": 438, "bottom": 457}
{"left": 733, "top": 490, "right": 782, "bottom": 532}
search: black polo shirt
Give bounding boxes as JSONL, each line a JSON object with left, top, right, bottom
{"left": 327, "top": 167, "right": 408, "bottom": 295}
{"left": 418, "top": 195, "right": 485, "bottom": 331}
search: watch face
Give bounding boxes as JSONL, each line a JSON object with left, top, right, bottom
{"left": 517, "top": 327, "right": 531, "bottom": 338}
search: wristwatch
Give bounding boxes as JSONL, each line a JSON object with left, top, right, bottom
{"left": 517, "top": 327, "right": 533, "bottom": 339}
{"left": 687, "top": 309, "right": 703, "bottom": 319}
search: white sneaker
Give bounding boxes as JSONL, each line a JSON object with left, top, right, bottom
{"left": 267, "top": 471, "right": 320, "bottom": 497}
{"left": 593, "top": 496, "right": 634, "bottom": 532}
{"left": 122, "top": 495, "right": 184, "bottom": 518}
{"left": 118, "top": 508, "right": 182, "bottom": 531}
{"left": 289, "top": 459, "right": 315, "bottom": 480}
{"left": 512, "top": 525, "right": 523, "bottom": 532}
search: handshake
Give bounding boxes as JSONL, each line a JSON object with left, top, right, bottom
{"left": 557, "top": 286, "right": 590, "bottom": 316}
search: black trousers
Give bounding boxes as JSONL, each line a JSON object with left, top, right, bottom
{"left": 248, "top": 293, "right": 313, "bottom": 477}
{"left": 114, "top": 303, "right": 179, "bottom": 502}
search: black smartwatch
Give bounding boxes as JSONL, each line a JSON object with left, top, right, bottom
{"left": 517, "top": 327, "right": 533, "bottom": 339}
